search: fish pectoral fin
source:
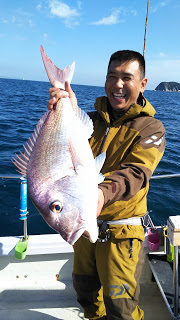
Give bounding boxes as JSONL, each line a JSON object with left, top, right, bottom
{"left": 76, "top": 107, "right": 94, "bottom": 139}
{"left": 95, "top": 152, "right": 106, "bottom": 184}
{"left": 40, "top": 45, "right": 75, "bottom": 90}
{"left": 98, "top": 173, "right": 105, "bottom": 184}
{"left": 68, "top": 139, "right": 83, "bottom": 172}
{"left": 95, "top": 152, "right": 106, "bottom": 172}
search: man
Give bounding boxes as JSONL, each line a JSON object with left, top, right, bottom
{"left": 48, "top": 50, "right": 165, "bottom": 320}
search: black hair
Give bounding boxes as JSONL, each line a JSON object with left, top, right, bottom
{"left": 108, "top": 50, "right": 145, "bottom": 79}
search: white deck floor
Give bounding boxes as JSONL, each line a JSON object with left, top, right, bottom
{"left": 0, "top": 234, "right": 173, "bottom": 320}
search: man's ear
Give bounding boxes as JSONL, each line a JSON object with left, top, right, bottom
{"left": 140, "top": 78, "right": 148, "bottom": 93}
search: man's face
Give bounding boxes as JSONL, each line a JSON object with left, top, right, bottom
{"left": 105, "top": 60, "right": 147, "bottom": 112}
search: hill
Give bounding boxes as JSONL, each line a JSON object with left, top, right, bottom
{"left": 155, "top": 82, "right": 180, "bottom": 91}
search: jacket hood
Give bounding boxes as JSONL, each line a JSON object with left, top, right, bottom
{"left": 94, "top": 96, "right": 156, "bottom": 125}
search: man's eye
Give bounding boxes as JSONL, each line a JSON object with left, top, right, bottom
{"left": 123, "top": 77, "right": 131, "bottom": 81}
{"left": 107, "top": 75, "right": 116, "bottom": 81}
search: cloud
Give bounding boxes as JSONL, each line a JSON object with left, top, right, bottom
{"left": 36, "top": 3, "right": 42, "bottom": 11}
{"left": 77, "top": 1, "right": 82, "bottom": 10}
{"left": 48, "top": 0, "right": 80, "bottom": 28}
{"left": 0, "top": 15, "right": 23, "bottom": 27}
{"left": 1, "top": 18, "right": 9, "bottom": 24}
{"left": 151, "top": 0, "right": 170, "bottom": 13}
{"left": 15, "top": 35, "right": 27, "bottom": 41}
{"left": 42, "top": 32, "right": 56, "bottom": 45}
{"left": 28, "top": 19, "right": 34, "bottom": 27}
{"left": 0, "top": 8, "right": 35, "bottom": 28}
{"left": 131, "top": 10, "right": 137, "bottom": 16}
{"left": 0, "top": 16, "right": 17, "bottom": 25}
{"left": 91, "top": 7, "right": 137, "bottom": 26}
{"left": 91, "top": 9, "right": 121, "bottom": 25}
{"left": 49, "top": 0, "right": 79, "bottom": 18}
{"left": 43, "top": 33, "right": 48, "bottom": 41}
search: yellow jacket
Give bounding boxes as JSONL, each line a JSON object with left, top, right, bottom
{"left": 89, "top": 96, "right": 166, "bottom": 241}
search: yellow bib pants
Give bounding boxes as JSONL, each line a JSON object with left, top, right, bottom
{"left": 73, "top": 236, "right": 144, "bottom": 320}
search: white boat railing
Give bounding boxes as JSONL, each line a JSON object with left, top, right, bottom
{"left": 0, "top": 172, "right": 179, "bottom": 244}
{"left": 151, "top": 173, "right": 180, "bottom": 179}
{"left": 0, "top": 172, "right": 179, "bottom": 242}
{"left": 1, "top": 172, "right": 180, "bottom": 180}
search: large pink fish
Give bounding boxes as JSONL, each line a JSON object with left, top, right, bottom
{"left": 13, "top": 46, "right": 105, "bottom": 245}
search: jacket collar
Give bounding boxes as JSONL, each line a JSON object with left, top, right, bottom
{"left": 94, "top": 96, "right": 156, "bottom": 126}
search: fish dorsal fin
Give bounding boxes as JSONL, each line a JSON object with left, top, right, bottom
{"left": 12, "top": 111, "right": 50, "bottom": 176}
{"left": 40, "top": 45, "right": 75, "bottom": 89}
{"left": 94, "top": 152, "right": 106, "bottom": 184}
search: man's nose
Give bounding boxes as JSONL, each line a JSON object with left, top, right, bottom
{"left": 115, "top": 78, "right": 124, "bottom": 87}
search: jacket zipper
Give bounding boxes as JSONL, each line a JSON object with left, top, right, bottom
{"left": 97, "top": 127, "right": 110, "bottom": 155}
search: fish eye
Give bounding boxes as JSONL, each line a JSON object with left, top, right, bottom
{"left": 50, "top": 200, "right": 63, "bottom": 214}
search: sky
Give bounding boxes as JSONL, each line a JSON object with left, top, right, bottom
{"left": 0, "top": 0, "right": 180, "bottom": 90}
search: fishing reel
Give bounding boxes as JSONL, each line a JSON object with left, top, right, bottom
{"left": 97, "top": 221, "right": 111, "bottom": 243}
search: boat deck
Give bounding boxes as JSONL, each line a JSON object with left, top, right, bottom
{"left": 0, "top": 234, "right": 174, "bottom": 320}
{"left": 148, "top": 254, "right": 180, "bottom": 318}
{"left": 0, "top": 284, "right": 172, "bottom": 320}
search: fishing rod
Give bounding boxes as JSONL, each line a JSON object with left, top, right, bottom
{"left": 143, "top": 0, "right": 150, "bottom": 57}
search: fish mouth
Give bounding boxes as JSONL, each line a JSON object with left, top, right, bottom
{"left": 65, "top": 226, "right": 86, "bottom": 245}
{"left": 67, "top": 225, "right": 99, "bottom": 245}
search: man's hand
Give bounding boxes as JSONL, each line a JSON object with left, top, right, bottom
{"left": 97, "top": 188, "right": 105, "bottom": 217}
{"left": 47, "top": 81, "right": 77, "bottom": 110}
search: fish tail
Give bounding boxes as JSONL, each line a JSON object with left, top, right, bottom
{"left": 40, "top": 45, "right": 75, "bottom": 89}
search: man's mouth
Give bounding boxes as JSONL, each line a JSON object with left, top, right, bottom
{"left": 112, "top": 93, "right": 126, "bottom": 99}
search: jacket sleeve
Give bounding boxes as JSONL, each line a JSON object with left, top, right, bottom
{"left": 98, "top": 119, "right": 166, "bottom": 205}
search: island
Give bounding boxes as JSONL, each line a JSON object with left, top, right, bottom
{"left": 155, "top": 82, "right": 180, "bottom": 92}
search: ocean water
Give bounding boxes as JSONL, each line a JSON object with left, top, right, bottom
{"left": 0, "top": 78, "right": 179, "bottom": 237}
